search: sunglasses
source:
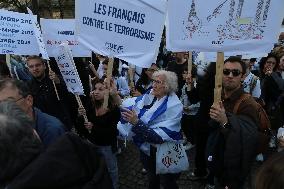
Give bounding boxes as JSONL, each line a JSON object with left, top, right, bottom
{"left": 223, "top": 69, "right": 242, "bottom": 77}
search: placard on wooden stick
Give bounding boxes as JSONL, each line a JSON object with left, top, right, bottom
{"left": 213, "top": 52, "right": 224, "bottom": 105}
{"left": 187, "top": 51, "right": 193, "bottom": 91}
{"left": 103, "top": 58, "right": 114, "bottom": 109}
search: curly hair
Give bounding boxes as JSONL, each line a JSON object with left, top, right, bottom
{"left": 153, "top": 70, "right": 178, "bottom": 94}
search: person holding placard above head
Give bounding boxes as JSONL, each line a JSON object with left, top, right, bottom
{"left": 102, "top": 58, "right": 130, "bottom": 98}
{"left": 78, "top": 78, "right": 121, "bottom": 189}
{"left": 186, "top": 62, "right": 215, "bottom": 182}
{"left": 118, "top": 70, "right": 186, "bottom": 189}
{"left": 180, "top": 66, "right": 199, "bottom": 150}
{"left": 26, "top": 55, "right": 74, "bottom": 130}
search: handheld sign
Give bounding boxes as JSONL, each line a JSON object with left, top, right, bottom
{"left": 54, "top": 42, "right": 85, "bottom": 96}
{"left": 40, "top": 19, "right": 91, "bottom": 57}
{"left": 27, "top": 8, "right": 49, "bottom": 60}
{"left": 75, "top": 0, "right": 167, "bottom": 68}
{"left": 0, "top": 9, "right": 43, "bottom": 56}
{"left": 167, "top": 0, "right": 284, "bottom": 54}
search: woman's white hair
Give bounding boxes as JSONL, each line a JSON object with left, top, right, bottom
{"left": 153, "top": 70, "right": 178, "bottom": 94}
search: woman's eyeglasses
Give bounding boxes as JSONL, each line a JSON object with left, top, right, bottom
{"left": 152, "top": 79, "right": 164, "bottom": 85}
{"left": 223, "top": 69, "right": 242, "bottom": 77}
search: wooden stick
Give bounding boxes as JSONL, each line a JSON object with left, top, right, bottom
{"left": 103, "top": 58, "right": 114, "bottom": 109}
{"left": 187, "top": 52, "right": 193, "bottom": 91}
{"left": 128, "top": 67, "right": 135, "bottom": 89}
{"left": 75, "top": 94, "right": 91, "bottom": 133}
{"left": 5, "top": 54, "right": 12, "bottom": 74}
{"left": 75, "top": 95, "right": 88, "bottom": 122}
{"left": 88, "top": 61, "right": 99, "bottom": 78}
{"left": 213, "top": 52, "right": 224, "bottom": 105}
{"left": 47, "top": 61, "right": 60, "bottom": 100}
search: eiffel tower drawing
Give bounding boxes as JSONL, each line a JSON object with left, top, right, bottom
{"left": 183, "top": 0, "right": 202, "bottom": 38}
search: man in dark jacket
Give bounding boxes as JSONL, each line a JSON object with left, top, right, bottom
{"left": 208, "top": 56, "right": 259, "bottom": 189}
{"left": 0, "top": 101, "right": 113, "bottom": 189}
{"left": 26, "top": 55, "right": 74, "bottom": 129}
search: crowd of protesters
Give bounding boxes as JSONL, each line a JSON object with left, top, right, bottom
{"left": 0, "top": 39, "right": 284, "bottom": 189}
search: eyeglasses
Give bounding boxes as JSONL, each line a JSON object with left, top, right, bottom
{"left": 15, "top": 96, "right": 26, "bottom": 102}
{"left": 0, "top": 96, "right": 25, "bottom": 104}
{"left": 223, "top": 69, "right": 242, "bottom": 77}
{"left": 152, "top": 79, "right": 164, "bottom": 85}
{"left": 27, "top": 63, "right": 44, "bottom": 69}
{"left": 147, "top": 68, "right": 158, "bottom": 72}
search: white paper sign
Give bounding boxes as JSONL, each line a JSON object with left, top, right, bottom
{"left": 41, "top": 19, "right": 91, "bottom": 57}
{"left": 0, "top": 9, "right": 43, "bottom": 56}
{"left": 27, "top": 8, "right": 49, "bottom": 60}
{"left": 75, "top": 0, "right": 166, "bottom": 68}
{"left": 55, "top": 43, "right": 85, "bottom": 95}
{"left": 167, "top": 0, "right": 284, "bottom": 53}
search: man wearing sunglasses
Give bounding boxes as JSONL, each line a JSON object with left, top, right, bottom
{"left": 207, "top": 56, "right": 260, "bottom": 189}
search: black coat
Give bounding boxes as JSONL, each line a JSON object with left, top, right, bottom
{"left": 6, "top": 133, "right": 113, "bottom": 189}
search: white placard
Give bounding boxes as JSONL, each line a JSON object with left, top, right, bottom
{"left": 75, "top": 0, "right": 166, "bottom": 68}
{"left": 41, "top": 19, "right": 91, "bottom": 57}
{"left": 54, "top": 43, "right": 85, "bottom": 95}
{"left": 0, "top": 9, "right": 43, "bottom": 56}
{"left": 167, "top": 0, "right": 284, "bottom": 53}
{"left": 27, "top": 8, "right": 49, "bottom": 60}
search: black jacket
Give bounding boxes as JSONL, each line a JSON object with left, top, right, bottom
{"left": 5, "top": 133, "right": 113, "bottom": 189}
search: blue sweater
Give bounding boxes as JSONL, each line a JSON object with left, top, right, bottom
{"left": 33, "top": 108, "right": 66, "bottom": 148}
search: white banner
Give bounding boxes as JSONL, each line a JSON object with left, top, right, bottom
{"left": 0, "top": 9, "right": 44, "bottom": 56}
{"left": 167, "top": 0, "right": 284, "bottom": 53}
{"left": 75, "top": 0, "right": 166, "bottom": 68}
{"left": 41, "top": 19, "right": 91, "bottom": 57}
{"left": 55, "top": 43, "right": 85, "bottom": 95}
{"left": 27, "top": 8, "right": 49, "bottom": 60}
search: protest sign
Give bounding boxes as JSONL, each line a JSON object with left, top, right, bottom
{"left": 75, "top": 0, "right": 166, "bottom": 68}
{"left": 41, "top": 19, "right": 91, "bottom": 57}
{"left": 54, "top": 42, "right": 85, "bottom": 95}
{"left": 0, "top": 9, "right": 44, "bottom": 56}
{"left": 167, "top": 0, "right": 284, "bottom": 54}
{"left": 27, "top": 8, "right": 49, "bottom": 60}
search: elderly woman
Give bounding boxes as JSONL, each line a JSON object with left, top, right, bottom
{"left": 118, "top": 70, "right": 184, "bottom": 189}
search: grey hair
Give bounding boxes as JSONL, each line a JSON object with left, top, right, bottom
{"left": 0, "top": 100, "right": 41, "bottom": 182}
{"left": 153, "top": 70, "right": 178, "bottom": 94}
{"left": 0, "top": 79, "right": 32, "bottom": 98}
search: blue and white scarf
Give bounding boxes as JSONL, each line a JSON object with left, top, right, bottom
{"left": 117, "top": 90, "right": 183, "bottom": 155}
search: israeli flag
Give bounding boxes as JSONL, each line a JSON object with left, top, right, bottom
{"left": 117, "top": 90, "right": 183, "bottom": 155}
